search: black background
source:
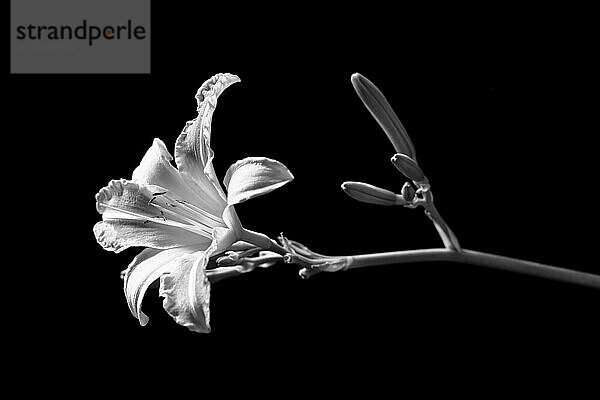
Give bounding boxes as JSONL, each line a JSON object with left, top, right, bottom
{"left": 7, "top": 3, "right": 599, "bottom": 395}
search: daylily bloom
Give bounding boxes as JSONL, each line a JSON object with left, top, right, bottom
{"left": 93, "top": 73, "right": 293, "bottom": 333}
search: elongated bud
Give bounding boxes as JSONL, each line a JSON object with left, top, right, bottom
{"left": 229, "top": 241, "right": 256, "bottom": 252}
{"left": 247, "top": 251, "right": 283, "bottom": 269}
{"left": 351, "top": 73, "right": 416, "bottom": 159}
{"left": 341, "top": 181, "right": 405, "bottom": 206}
{"left": 391, "top": 153, "right": 427, "bottom": 183}
{"left": 299, "top": 258, "right": 349, "bottom": 279}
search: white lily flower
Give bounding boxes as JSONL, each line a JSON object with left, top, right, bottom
{"left": 93, "top": 73, "right": 293, "bottom": 333}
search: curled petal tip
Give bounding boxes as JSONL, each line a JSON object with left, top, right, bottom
{"left": 196, "top": 73, "right": 241, "bottom": 106}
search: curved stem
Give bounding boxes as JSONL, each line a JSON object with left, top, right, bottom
{"left": 420, "top": 189, "right": 461, "bottom": 251}
{"left": 425, "top": 201, "right": 461, "bottom": 251}
{"left": 346, "top": 248, "right": 600, "bottom": 289}
{"left": 238, "top": 230, "right": 600, "bottom": 290}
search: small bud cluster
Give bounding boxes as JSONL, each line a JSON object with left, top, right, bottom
{"left": 279, "top": 235, "right": 350, "bottom": 279}
{"left": 342, "top": 73, "right": 430, "bottom": 209}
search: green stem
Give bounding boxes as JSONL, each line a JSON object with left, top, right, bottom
{"left": 346, "top": 248, "right": 600, "bottom": 290}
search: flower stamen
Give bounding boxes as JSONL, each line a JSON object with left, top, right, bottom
{"left": 98, "top": 202, "right": 213, "bottom": 238}
{"left": 171, "top": 197, "right": 225, "bottom": 225}
{"left": 151, "top": 204, "right": 214, "bottom": 236}
{"left": 149, "top": 193, "right": 225, "bottom": 229}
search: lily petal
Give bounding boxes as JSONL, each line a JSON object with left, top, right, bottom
{"left": 158, "top": 219, "right": 239, "bottom": 333}
{"left": 94, "top": 179, "right": 213, "bottom": 252}
{"left": 123, "top": 245, "right": 205, "bottom": 325}
{"left": 94, "top": 220, "right": 210, "bottom": 253}
{"left": 159, "top": 250, "right": 213, "bottom": 333}
{"left": 175, "top": 73, "right": 241, "bottom": 203}
{"left": 223, "top": 157, "right": 294, "bottom": 205}
{"left": 96, "top": 179, "right": 154, "bottom": 216}
{"left": 132, "top": 138, "right": 225, "bottom": 217}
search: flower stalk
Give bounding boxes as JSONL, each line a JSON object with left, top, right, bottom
{"left": 342, "top": 248, "right": 600, "bottom": 290}
{"left": 207, "top": 233, "right": 600, "bottom": 290}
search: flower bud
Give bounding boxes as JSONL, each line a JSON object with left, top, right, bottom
{"left": 341, "top": 181, "right": 405, "bottom": 206}
{"left": 351, "top": 73, "right": 416, "bottom": 159}
{"left": 391, "top": 153, "right": 426, "bottom": 183}
{"left": 401, "top": 182, "right": 416, "bottom": 202}
{"left": 299, "top": 258, "right": 348, "bottom": 279}
{"left": 215, "top": 251, "right": 241, "bottom": 267}
{"left": 229, "top": 241, "right": 256, "bottom": 251}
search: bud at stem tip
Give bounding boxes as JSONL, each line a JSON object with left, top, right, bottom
{"left": 351, "top": 73, "right": 416, "bottom": 159}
